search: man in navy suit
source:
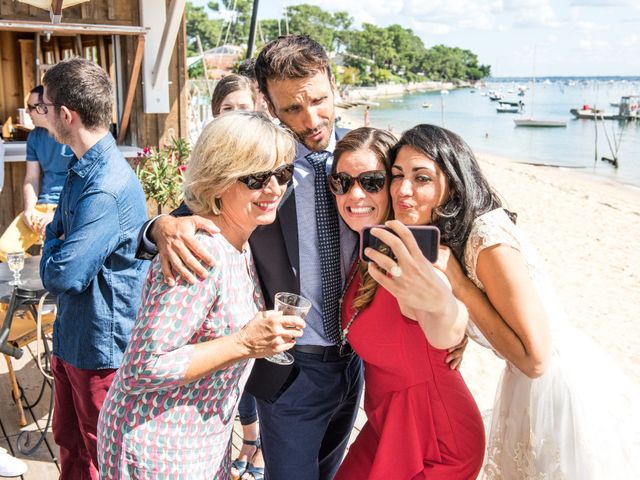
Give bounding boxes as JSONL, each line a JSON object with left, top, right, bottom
{"left": 137, "top": 35, "right": 363, "bottom": 479}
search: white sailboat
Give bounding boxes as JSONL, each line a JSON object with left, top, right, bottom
{"left": 515, "top": 47, "right": 567, "bottom": 128}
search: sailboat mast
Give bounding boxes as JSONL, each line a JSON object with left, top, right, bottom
{"left": 530, "top": 45, "right": 536, "bottom": 119}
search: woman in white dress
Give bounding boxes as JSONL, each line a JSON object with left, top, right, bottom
{"left": 385, "top": 124, "right": 639, "bottom": 479}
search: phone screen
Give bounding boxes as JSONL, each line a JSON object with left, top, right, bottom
{"left": 360, "top": 225, "right": 440, "bottom": 263}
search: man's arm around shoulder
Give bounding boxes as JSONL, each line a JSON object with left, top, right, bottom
{"left": 135, "top": 201, "right": 219, "bottom": 286}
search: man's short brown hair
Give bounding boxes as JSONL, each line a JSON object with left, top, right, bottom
{"left": 255, "top": 35, "right": 332, "bottom": 102}
{"left": 43, "top": 57, "right": 113, "bottom": 131}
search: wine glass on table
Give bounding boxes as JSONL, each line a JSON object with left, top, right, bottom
{"left": 264, "top": 292, "right": 311, "bottom": 365}
{"left": 7, "top": 251, "right": 25, "bottom": 286}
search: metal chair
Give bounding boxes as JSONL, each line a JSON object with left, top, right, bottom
{"left": 0, "top": 288, "right": 55, "bottom": 427}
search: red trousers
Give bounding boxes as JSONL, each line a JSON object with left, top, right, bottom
{"left": 51, "top": 356, "right": 116, "bottom": 480}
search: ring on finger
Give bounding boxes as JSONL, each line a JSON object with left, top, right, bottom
{"left": 389, "top": 264, "right": 402, "bottom": 278}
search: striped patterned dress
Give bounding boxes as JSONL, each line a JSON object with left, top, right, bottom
{"left": 97, "top": 233, "right": 262, "bottom": 479}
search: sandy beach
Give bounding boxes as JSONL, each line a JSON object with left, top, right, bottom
{"left": 339, "top": 107, "right": 640, "bottom": 411}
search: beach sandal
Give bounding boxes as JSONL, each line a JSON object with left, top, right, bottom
{"left": 231, "top": 439, "right": 259, "bottom": 479}
{"left": 242, "top": 462, "right": 265, "bottom": 480}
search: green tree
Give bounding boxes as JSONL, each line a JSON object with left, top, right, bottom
{"left": 256, "top": 18, "right": 281, "bottom": 47}
{"left": 208, "top": 0, "right": 253, "bottom": 46}
{"left": 285, "top": 4, "right": 353, "bottom": 53}
{"left": 336, "top": 66, "right": 360, "bottom": 86}
{"left": 185, "top": 2, "right": 223, "bottom": 56}
{"left": 420, "top": 45, "right": 490, "bottom": 82}
{"left": 185, "top": 2, "right": 491, "bottom": 85}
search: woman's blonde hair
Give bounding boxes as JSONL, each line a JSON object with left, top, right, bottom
{"left": 183, "top": 111, "right": 296, "bottom": 216}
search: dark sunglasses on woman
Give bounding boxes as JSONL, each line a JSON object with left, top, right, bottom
{"left": 328, "top": 170, "right": 387, "bottom": 195}
{"left": 238, "top": 163, "right": 295, "bottom": 190}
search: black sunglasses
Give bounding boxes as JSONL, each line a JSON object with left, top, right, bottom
{"left": 328, "top": 170, "right": 387, "bottom": 195}
{"left": 238, "top": 163, "right": 294, "bottom": 190}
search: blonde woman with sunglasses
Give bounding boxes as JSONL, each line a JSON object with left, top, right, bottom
{"left": 97, "top": 112, "right": 305, "bottom": 479}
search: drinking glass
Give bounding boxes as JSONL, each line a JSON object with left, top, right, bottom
{"left": 264, "top": 292, "right": 311, "bottom": 365}
{"left": 7, "top": 251, "right": 25, "bottom": 286}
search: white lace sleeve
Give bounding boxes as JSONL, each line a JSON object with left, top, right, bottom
{"left": 463, "top": 209, "right": 522, "bottom": 292}
{"left": 462, "top": 209, "right": 523, "bottom": 351}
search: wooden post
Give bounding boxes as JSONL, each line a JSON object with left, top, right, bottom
{"left": 117, "top": 34, "right": 145, "bottom": 145}
{"left": 4, "top": 355, "right": 28, "bottom": 427}
{"left": 18, "top": 39, "right": 35, "bottom": 103}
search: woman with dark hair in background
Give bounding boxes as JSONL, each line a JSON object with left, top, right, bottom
{"left": 210, "top": 74, "right": 256, "bottom": 117}
{"left": 330, "top": 127, "right": 485, "bottom": 480}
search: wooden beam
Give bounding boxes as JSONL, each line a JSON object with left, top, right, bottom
{"left": 0, "top": 36, "right": 6, "bottom": 121}
{"left": 53, "top": 36, "right": 61, "bottom": 62}
{"left": 74, "top": 34, "right": 82, "bottom": 56}
{"left": 117, "top": 34, "right": 144, "bottom": 145}
{"left": 97, "top": 35, "right": 107, "bottom": 69}
{"left": 18, "top": 39, "right": 36, "bottom": 103}
{"left": 0, "top": 31, "right": 19, "bottom": 124}
{"left": 51, "top": 0, "right": 63, "bottom": 16}
{"left": 0, "top": 20, "right": 147, "bottom": 36}
{"left": 150, "top": 0, "right": 186, "bottom": 88}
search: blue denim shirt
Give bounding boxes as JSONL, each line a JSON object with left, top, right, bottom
{"left": 41, "top": 133, "right": 149, "bottom": 370}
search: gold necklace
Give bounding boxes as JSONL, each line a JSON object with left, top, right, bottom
{"left": 338, "top": 260, "right": 362, "bottom": 348}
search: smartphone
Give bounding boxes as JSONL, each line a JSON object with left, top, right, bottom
{"left": 360, "top": 225, "right": 440, "bottom": 263}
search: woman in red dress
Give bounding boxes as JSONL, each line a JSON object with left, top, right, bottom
{"left": 329, "top": 128, "right": 484, "bottom": 480}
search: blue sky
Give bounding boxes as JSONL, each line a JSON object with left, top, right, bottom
{"left": 191, "top": 0, "right": 640, "bottom": 77}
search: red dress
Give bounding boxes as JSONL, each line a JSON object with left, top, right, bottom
{"left": 335, "top": 271, "right": 485, "bottom": 480}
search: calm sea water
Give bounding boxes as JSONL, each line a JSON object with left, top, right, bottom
{"left": 363, "top": 77, "right": 640, "bottom": 188}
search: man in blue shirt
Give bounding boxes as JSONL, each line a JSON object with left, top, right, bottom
{"left": 40, "top": 58, "right": 148, "bottom": 479}
{"left": 0, "top": 86, "right": 72, "bottom": 262}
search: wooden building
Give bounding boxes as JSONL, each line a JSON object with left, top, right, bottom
{"left": 0, "top": 0, "right": 189, "bottom": 231}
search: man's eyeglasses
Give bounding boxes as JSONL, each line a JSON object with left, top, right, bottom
{"left": 328, "top": 170, "right": 387, "bottom": 195}
{"left": 238, "top": 163, "right": 294, "bottom": 190}
{"left": 28, "top": 103, "right": 57, "bottom": 115}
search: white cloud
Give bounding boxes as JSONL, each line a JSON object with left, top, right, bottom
{"left": 408, "top": 20, "right": 452, "bottom": 35}
{"left": 570, "top": 0, "right": 633, "bottom": 6}
{"left": 292, "top": 0, "right": 403, "bottom": 26}
{"left": 400, "top": 0, "right": 503, "bottom": 31}
{"left": 505, "top": 0, "right": 560, "bottom": 28}
{"left": 622, "top": 33, "right": 640, "bottom": 47}
{"left": 577, "top": 20, "right": 597, "bottom": 30}
{"left": 577, "top": 36, "right": 610, "bottom": 52}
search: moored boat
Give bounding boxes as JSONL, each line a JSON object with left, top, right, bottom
{"left": 570, "top": 96, "right": 638, "bottom": 120}
{"left": 497, "top": 103, "right": 521, "bottom": 113}
{"left": 514, "top": 118, "right": 567, "bottom": 127}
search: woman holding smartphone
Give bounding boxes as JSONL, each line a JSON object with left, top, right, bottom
{"left": 329, "top": 128, "right": 485, "bottom": 480}
{"left": 376, "top": 124, "right": 639, "bottom": 478}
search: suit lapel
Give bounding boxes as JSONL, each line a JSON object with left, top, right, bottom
{"left": 278, "top": 185, "right": 299, "bottom": 280}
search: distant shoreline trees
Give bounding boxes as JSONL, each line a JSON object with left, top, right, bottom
{"left": 186, "top": 2, "right": 491, "bottom": 84}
